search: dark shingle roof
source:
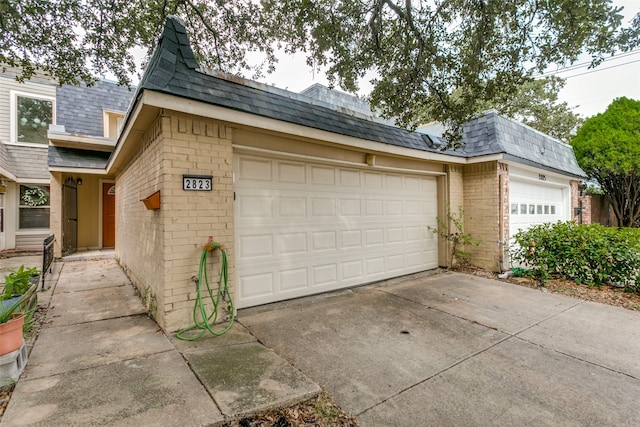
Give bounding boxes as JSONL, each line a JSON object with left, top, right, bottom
{"left": 0, "top": 142, "right": 11, "bottom": 178}
{"left": 48, "top": 146, "right": 111, "bottom": 169}
{"left": 56, "top": 80, "right": 134, "bottom": 137}
{"left": 461, "top": 112, "right": 586, "bottom": 178}
{"left": 5, "top": 145, "right": 49, "bottom": 180}
{"left": 125, "top": 16, "right": 585, "bottom": 178}
{"left": 136, "top": 17, "right": 464, "bottom": 157}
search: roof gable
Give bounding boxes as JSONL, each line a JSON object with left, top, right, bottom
{"left": 462, "top": 111, "right": 586, "bottom": 177}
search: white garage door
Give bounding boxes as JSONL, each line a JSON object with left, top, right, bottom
{"left": 234, "top": 153, "right": 439, "bottom": 308}
{"left": 509, "top": 178, "right": 568, "bottom": 238}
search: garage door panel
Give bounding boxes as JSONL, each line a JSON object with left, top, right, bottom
{"left": 509, "top": 178, "right": 567, "bottom": 238}
{"left": 277, "top": 233, "right": 307, "bottom": 254}
{"left": 235, "top": 154, "right": 438, "bottom": 308}
{"left": 339, "top": 169, "right": 361, "bottom": 186}
{"left": 278, "top": 162, "right": 306, "bottom": 183}
{"left": 239, "top": 272, "right": 274, "bottom": 299}
{"left": 280, "top": 268, "right": 308, "bottom": 291}
{"left": 311, "top": 165, "right": 335, "bottom": 184}
{"left": 239, "top": 157, "right": 272, "bottom": 181}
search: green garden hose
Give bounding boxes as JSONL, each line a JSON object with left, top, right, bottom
{"left": 176, "top": 242, "right": 235, "bottom": 341}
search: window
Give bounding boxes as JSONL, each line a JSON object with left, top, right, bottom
{"left": 520, "top": 204, "right": 527, "bottom": 214}
{"left": 19, "top": 185, "right": 50, "bottom": 229}
{"left": 529, "top": 204, "right": 535, "bottom": 215}
{"left": 511, "top": 203, "right": 518, "bottom": 214}
{"left": 544, "top": 205, "right": 550, "bottom": 214}
{"left": 550, "top": 205, "right": 556, "bottom": 215}
{"left": 103, "top": 110, "right": 125, "bottom": 138}
{"left": 11, "top": 92, "right": 55, "bottom": 144}
{"left": 537, "top": 205, "right": 543, "bottom": 214}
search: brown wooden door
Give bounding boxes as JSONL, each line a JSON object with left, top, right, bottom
{"left": 102, "top": 183, "right": 116, "bottom": 247}
{"left": 63, "top": 177, "right": 78, "bottom": 255}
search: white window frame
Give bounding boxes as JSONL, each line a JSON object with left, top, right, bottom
{"left": 17, "top": 183, "right": 51, "bottom": 231}
{"left": 10, "top": 90, "right": 56, "bottom": 146}
{"left": 102, "top": 109, "right": 125, "bottom": 138}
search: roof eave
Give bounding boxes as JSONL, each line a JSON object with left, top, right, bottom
{"left": 503, "top": 154, "right": 587, "bottom": 179}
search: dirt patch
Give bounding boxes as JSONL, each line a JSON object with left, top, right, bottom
{"left": 459, "top": 265, "right": 640, "bottom": 312}
{"left": 224, "top": 391, "right": 358, "bottom": 427}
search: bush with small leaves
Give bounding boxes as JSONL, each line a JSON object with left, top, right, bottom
{"left": 510, "top": 222, "right": 640, "bottom": 292}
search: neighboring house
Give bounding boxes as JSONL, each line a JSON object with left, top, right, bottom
{"left": 0, "top": 68, "right": 56, "bottom": 251}
{"left": 0, "top": 68, "right": 133, "bottom": 254}
{"left": 47, "top": 17, "right": 585, "bottom": 332}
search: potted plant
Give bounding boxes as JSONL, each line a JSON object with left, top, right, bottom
{"left": 3, "top": 265, "right": 39, "bottom": 312}
{"left": 0, "top": 297, "right": 26, "bottom": 355}
{"left": 0, "top": 266, "right": 39, "bottom": 355}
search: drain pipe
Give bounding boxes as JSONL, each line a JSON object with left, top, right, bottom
{"left": 498, "top": 173, "right": 505, "bottom": 272}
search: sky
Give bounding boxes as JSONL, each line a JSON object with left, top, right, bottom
{"left": 250, "top": 0, "right": 640, "bottom": 119}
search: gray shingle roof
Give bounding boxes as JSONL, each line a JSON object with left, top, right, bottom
{"left": 461, "top": 111, "right": 586, "bottom": 178}
{"left": 56, "top": 80, "right": 134, "bottom": 137}
{"left": 135, "top": 17, "right": 464, "bottom": 157}
{"left": 0, "top": 142, "right": 11, "bottom": 178}
{"left": 48, "top": 146, "right": 111, "bottom": 169}
{"left": 5, "top": 145, "right": 49, "bottom": 180}
{"left": 123, "top": 17, "right": 585, "bottom": 179}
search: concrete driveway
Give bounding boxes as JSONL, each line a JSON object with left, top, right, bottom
{"left": 239, "top": 271, "right": 640, "bottom": 426}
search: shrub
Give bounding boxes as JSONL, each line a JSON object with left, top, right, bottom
{"left": 510, "top": 221, "right": 640, "bottom": 292}
{"left": 427, "top": 207, "right": 480, "bottom": 269}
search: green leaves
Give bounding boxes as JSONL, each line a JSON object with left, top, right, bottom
{"left": 2, "top": 265, "right": 39, "bottom": 300}
{"left": 571, "top": 97, "right": 640, "bottom": 226}
{"left": 510, "top": 222, "right": 640, "bottom": 291}
{"left": 1, "top": 0, "right": 638, "bottom": 146}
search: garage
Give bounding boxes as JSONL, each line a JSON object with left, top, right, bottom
{"left": 234, "top": 153, "right": 439, "bottom": 308}
{"left": 509, "top": 172, "right": 570, "bottom": 239}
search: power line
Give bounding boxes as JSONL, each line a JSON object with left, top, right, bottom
{"left": 563, "top": 58, "right": 640, "bottom": 79}
{"left": 536, "top": 49, "right": 640, "bottom": 77}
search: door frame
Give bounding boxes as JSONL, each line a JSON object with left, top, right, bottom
{"left": 99, "top": 179, "right": 115, "bottom": 248}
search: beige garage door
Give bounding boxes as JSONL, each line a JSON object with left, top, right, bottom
{"left": 233, "top": 153, "right": 439, "bottom": 308}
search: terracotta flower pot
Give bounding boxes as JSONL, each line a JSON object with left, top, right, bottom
{"left": 0, "top": 313, "right": 25, "bottom": 355}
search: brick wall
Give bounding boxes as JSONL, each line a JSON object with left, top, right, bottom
{"left": 440, "top": 165, "right": 464, "bottom": 267}
{"left": 115, "top": 111, "right": 234, "bottom": 332}
{"left": 463, "top": 162, "right": 501, "bottom": 271}
{"left": 581, "top": 194, "right": 617, "bottom": 226}
{"left": 116, "top": 116, "right": 167, "bottom": 326}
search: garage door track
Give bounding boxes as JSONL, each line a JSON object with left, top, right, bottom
{"left": 239, "top": 270, "right": 640, "bottom": 426}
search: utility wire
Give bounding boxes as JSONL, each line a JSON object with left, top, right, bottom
{"left": 562, "top": 58, "right": 640, "bottom": 79}
{"left": 534, "top": 49, "right": 640, "bottom": 78}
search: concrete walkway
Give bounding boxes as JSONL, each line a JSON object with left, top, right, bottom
{"left": 1, "top": 258, "right": 319, "bottom": 426}
{"left": 240, "top": 271, "right": 640, "bottom": 426}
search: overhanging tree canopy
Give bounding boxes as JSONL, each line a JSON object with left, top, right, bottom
{"left": 571, "top": 97, "right": 640, "bottom": 227}
{"left": 1, "top": 0, "right": 638, "bottom": 146}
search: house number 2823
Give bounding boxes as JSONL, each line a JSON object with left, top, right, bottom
{"left": 183, "top": 175, "right": 213, "bottom": 191}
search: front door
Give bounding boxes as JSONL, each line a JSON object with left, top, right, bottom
{"left": 62, "top": 177, "right": 78, "bottom": 256}
{"left": 102, "top": 183, "right": 115, "bottom": 247}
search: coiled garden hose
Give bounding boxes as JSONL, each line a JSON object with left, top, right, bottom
{"left": 176, "top": 242, "right": 235, "bottom": 341}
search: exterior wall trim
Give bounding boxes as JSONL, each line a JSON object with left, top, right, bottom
{"left": 233, "top": 144, "right": 447, "bottom": 176}
{"left": 111, "top": 91, "right": 468, "bottom": 171}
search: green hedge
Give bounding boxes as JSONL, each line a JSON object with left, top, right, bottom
{"left": 510, "top": 222, "right": 640, "bottom": 292}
